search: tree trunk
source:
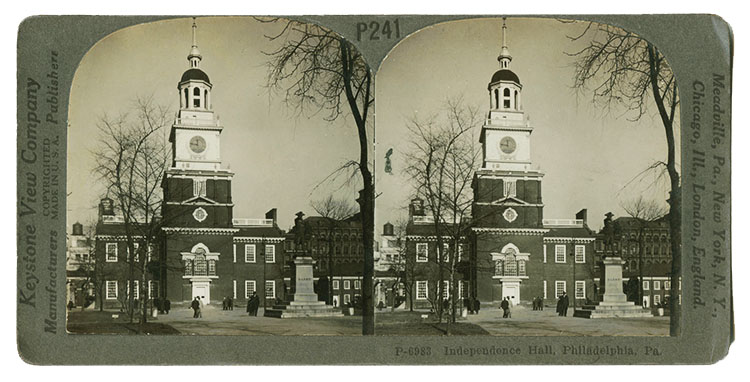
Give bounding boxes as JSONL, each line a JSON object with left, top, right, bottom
{"left": 359, "top": 178, "right": 375, "bottom": 335}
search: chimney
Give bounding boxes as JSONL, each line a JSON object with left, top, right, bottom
{"left": 576, "top": 209, "right": 588, "bottom": 226}
{"left": 265, "top": 208, "right": 278, "bottom": 225}
{"left": 409, "top": 198, "right": 425, "bottom": 217}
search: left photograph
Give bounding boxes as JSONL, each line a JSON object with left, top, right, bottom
{"left": 65, "top": 17, "right": 378, "bottom": 335}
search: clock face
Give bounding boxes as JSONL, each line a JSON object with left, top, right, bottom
{"left": 499, "top": 136, "right": 517, "bottom": 154}
{"left": 189, "top": 136, "right": 207, "bottom": 154}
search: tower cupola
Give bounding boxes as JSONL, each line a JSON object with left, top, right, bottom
{"left": 178, "top": 18, "right": 212, "bottom": 111}
{"left": 488, "top": 18, "right": 522, "bottom": 112}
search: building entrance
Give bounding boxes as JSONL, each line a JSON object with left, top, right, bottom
{"left": 192, "top": 281, "right": 210, "bottom": 304}
{"left": 501, "top": 281, "right": 520, "bottom": 306}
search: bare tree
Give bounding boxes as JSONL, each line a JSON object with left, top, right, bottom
{"left": 567, "top": 21, "right": 681, "bottom": 335}
{"left": 92, "top": 96, "right": 171, "bottom": 331}
{"left": 261, "top": 19, "right": 376, "bottom": 334}
{"left": 311, "top": 195, "right": 358, "bottom": 305}
{"left": 621, "top": 196, "right": 668, "bottom": 306}
{"left": 403, "top": 97, "right": 480, "bottom": 324}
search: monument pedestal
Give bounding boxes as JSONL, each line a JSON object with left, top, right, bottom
{"left": 264, "top": 253, "right": 343, "bottom": 318}
{"left": 574, "top": 256, "right": 652, "bottom": 319}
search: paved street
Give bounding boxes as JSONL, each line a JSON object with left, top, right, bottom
{"left": 465, "top": 305, "right": 669, "bottom": 336}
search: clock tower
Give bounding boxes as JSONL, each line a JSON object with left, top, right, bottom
{"left": 162, "top": 18, "right": 235, "bottom": 229}
{"left": 470, "top": 19, "right": 547, "bottom": 306}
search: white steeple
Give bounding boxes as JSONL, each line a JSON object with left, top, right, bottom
{"left": 188, "top": 17, "right": 202, "bottom": 68}
{"left": 498, "top": 17, "right": 512, "bottom": 69}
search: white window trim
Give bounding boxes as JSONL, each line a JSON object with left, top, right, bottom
{"left": 344, "top": 294, "right": 351, "bottom": 304}
{"left": 555, "top": 245, "right": 566, "bottom": 263}
{"left": 343, "top": 280, "right": 351, "bottom": 290}
{"left": 575, "top": 280, "right": 586, "bottom": 299}
{"left": 416, "top": 280, "right": 428, "bottom": 300}
{"left": 130, "top": 242, "right": 140, "bottom": 262}
{"left": 106, "top": 280, "right": 118, "bottom": 300}
{"left": 233, "top": 244, "right": 237, "bottom": 263}
{"left": 442, "top": 243, "right": 450, "bottom": 262}
{"left": 643, "top": 280, "right": 650, "bottom": 290}
{"left": 128, "top": 280, "right": 139, "bottom": 299}
{"left": 148, "top": 280, "right": 158, "bottom": 299}
{"left": 106, "top": 243, "right": 118, "bottom": 262}
{"left": 354, "top": 280, "right": 361, "bottom": 290}
{"left": 555, "top": 281, "right": 566, "bottom": 298}
{"left": 333, "top": 280, "right": 340, "bottom": 290}
{"left": 233, "top": 280, "right": 237, "bottom": 299}
{"left": 416, "top": 243, "right": 428, "bottom": 262}
{"left": 654, "top": 280, "right": 661, "bottom": 291}
{"left": 543, "top": 280, "right": 547, "bottom": 299}
{"left": 543, "top": 245, "right": 547, "bottom": 263}
{"left": 245, "top": 280, "right": 256, "bottom": 298}
{"left": 443, "top": 280, "right": 450, "bottom": 299}
{"left": 265, "top": 280, "right": 276, "bottom": 299}
{"left": 265, "top": 244, "right": 275, "bottom": 263}
{"left": 574, "top": 245, "right": 586, "bottom": 263}
{"left": 654, "top": 294, "right": 661, "bottom": 305}
{"left": 245, "top": 244, "right": 256, "bottom": 263}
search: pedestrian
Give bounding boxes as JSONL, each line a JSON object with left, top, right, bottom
{"left": 474, "top": 298, "right": 481, "bottom": 315}
{"left": 164, "top": 299, "right": 171, "bottom": 314}
{"left": 556, "top": 294, "right": 563, "bottom": 316}
{"left": 464, "top": 297, "right": 473, "bottom": 314}
{"left": 222, "top": 296, "right": 228, "bottom": 311}
{"left": 561, "top": 291, "right": 569, "bottom": 316}
{"left": 228, "top": 296, "right": 234, "bottom": 310}
{"left": 155, "top": 297, "right": 163, "bottom": 314}
{"left": 197, "top": 296, "right": 204, "bottom": 318}
{"left": 67, "top": 300, "right": 75, "bottom": 311}
{"left": 538, "top": 296, "right": 543, "bottom": 311}
{"left": 246, "top": 296, "right": 253, "bottom": 316}
{"left": 250, "top": 292, "right": 260, "bottom": 316}
{"left": 500, "top": 297, "right": 510, "bottom": 318}
{"left": 191, "top": 297, "right": 200, "bottom": 318}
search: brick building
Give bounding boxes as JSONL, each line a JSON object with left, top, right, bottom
{"left": 403, "top": 20, "right": 596, "bottom": 310}
{"left": 94, "top": 20, "right": 287, "bottom": 310}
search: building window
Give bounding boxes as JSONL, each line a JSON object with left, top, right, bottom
{"left": 555, "top": 245, "right": 566, "bottom": 263}
{"left": 416, "top": 281, "right": 428, "bottom": 300}
{"left": 128, "top": 242, "right": 140, "bottom": 262}
{"left": 265, "top": 244, "right": 275, "bottom": 263}
{"left": 208, "top": 259, "right": 216, "bottom": 276}
{"left": 343, "top": 280, "right": 351, "bottom": 290}
{"left": 265, "top": 280, "right": 275, "bottom": 300}
{"left": 442, "top": 243, "right": 450, "bottom": 262}
{"left": 106, "top": 243, "right": 118, "bottom": 262}
{"left": 654, "top": 294, "right": 661, "bottom": 305}
{"left": 184, "top": 259, "right": 193, "bottom": 276}
{"left": 443, "top": 280, "right": 450, "bottom": 299}
{"left": 575, "top": 281, "right": 585, "bottom": 299}
{"left": 245, "top": 244, "right": 256, "bottom": 263}
{"left": 344, "top": 294, "right": 351, "bottom": 305}
{"left": 245, "top": 280, "right": 256, "bottom": 299}
{"left": 543, "top": 245, "right": 547, "bottom": 263}
{"left": 504, "top": 258, "right": 517, "bottom": 275}
{"left": 148, "top": 280, "right": 159, "bottom": 299}
{"left": 193, "top": 178, "right": 207, "bottom": 197}
{"left": 555, "top": 281, "right": 566, "bottom": 298}
{"left": 233, "top": 280, "right": 237, "bottom": 299}
{"left": 333, "top": 280, "right": 340, "bottom": 290}
{"left": 575, "top": 245, "right": 585, "bottom": 263}
{"left": 654, "top": 280, "right": 661, "bottom": 290}
{"left": 665, "top": 280, "right": 671, "bottom": 290}
{"left": 518, "top": 260, "right": 526, "bottom": 276}
{"left": 643, "top": 280, "right": 650, "bottom": 290}
{"left": 106, "top": 281, "right": 118, "bottom": 300}
{"left": 543, "top": 280, "right": 547, "bottom": 299}
{"left": 127, "top": 280, "right": 139, "bottom": 299}
{"left": 457, "top": 245, "right": 464, "bottom": 262}
{"left": 416, "top": 243, "right": 428, "bottom": 262}
{"left": 504, "top": 179, "right": 517, "bottom": 197}
{"left": 193, "top": 254, "right": 207, "bottom": 276}
{"left": 354, "top": 280, "right": 361, "bottom": 290}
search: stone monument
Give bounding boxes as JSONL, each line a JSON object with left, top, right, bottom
{"left": 264, "top": 212, "right": 343, "bottom": 318}
{"left": 574, "top": 213, "right": 652, "bottom": 318}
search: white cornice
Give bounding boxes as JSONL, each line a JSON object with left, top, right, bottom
{"left": 471, "top": 228, "right": 548, "bottom": 235}
{"left": 543, "top": 237, "right": 596, "bottom": 244}
{"left": 233, "top": 237, "right": 285, "bottom": 243}
{"left": 95, "top": 235, "right": 146, "bottom": 241}
{"left": 405, "top": 235, "right": 465, "bottom": 241}
{"left": 162, "top": 227, "right": 239, "bottom": 235}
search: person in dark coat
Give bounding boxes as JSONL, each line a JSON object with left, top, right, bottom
{"left": 474, "top": 298, "right": 481, "bottom": 314}
{"left": 191, "top": 297, "right": 201, "bottom": 318}
{"left": 561, "top": 292, "right": 570, "bottom": 316}
{"left": 164, "top": 299, "right": 171, "bottom": 314}
{"left": 228, "top": 296, "right": 233, "bottom": 310}
{"left": 500, "top": 298, "right": 510, "bottom": 318}
{"left": 247, "top": 292, "right": 260, "bottom": 316}
{"left": 537, "top": 296, "right": 543, "bottom": 311}
{"left": 556, "top": 295, "right": 563, "bottom": 316}
{"left": 222, "top": 296, "right": 228, "bottom": 311}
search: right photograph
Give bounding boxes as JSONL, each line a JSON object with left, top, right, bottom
{"left": 374, "top": 17, "right": 680, "bottom": 336}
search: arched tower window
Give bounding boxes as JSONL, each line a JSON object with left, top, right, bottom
{"left": 193, "top": 87, "right": 201, "bottom": 108}
{"left": 183, "top": 88, "right": 188, "bottom": 108}
{"left": 494, "top": 89, "right": 499, "bottom": 109}
{"left": 514, "top": 90, "right": 519, "bottom": 110}
{"left": 204, "top": 89, "right": 209, "bottom": 109}
{"left": 503, "top": 88, "right": 511, "bottom": 108}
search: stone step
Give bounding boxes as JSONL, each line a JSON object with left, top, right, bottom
{"left": 264, "top": 308, "right": 344, "bottom": 318}
{"left": 574, "top": 308, "right": 652, "bottom": 319}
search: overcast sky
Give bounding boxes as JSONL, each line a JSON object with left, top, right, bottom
{"left": 67, "top": 16, "right": 679, "bottom": 235}
{"left": 67, "top": 17, "right": 364, "bottom": 231}
{"left": 374, "top": 17, "right": 680, "bottom": 233}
